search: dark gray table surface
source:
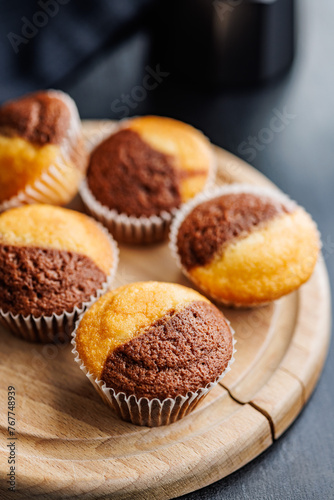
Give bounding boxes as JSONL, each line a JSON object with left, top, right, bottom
{"left": 63, "top": 1, "right": 334, "bottom": 499}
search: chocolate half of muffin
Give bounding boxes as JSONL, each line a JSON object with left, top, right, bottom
{"left": 87, "top": 129, "right": 182, "bottom": 217}
{"left": 101, "top": 300, "right": 233, "bottom": 400}
{"left": 177, "top": 191, "right": 293, "bottom": 270}
{"left": 0, "top": 244, "right": 107, "bottom": 317}
{"left": 0, "top": 90, "right": 87, "bottom": 205}
{"left": 0, "top": 90, "right": 86, "bottom": 170}
{"left": 0, "top": 90, "right": 72, "bottom": 146}
{"left": 0, "top": 205, "right": 115, "bottom": 318}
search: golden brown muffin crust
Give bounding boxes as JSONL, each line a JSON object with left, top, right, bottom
{"left": 177, "top": 192, "right": 292, "bottom": 270}
{"left": 189, "top": 207, "right": 320, "bottom": 306}
{"left": 0, "top": 91, "right": 71, "bottom": 146}
{"left": 127, "top": 116, "right": 213, "bottom": 203}
{"left": 0, "top": 205, "right": 114, "bottom": 275}
{"left": 0, "top": 205, "right": 115, "bottom": 317}
{"left": 101, "top": 300, "right": 233, "bottom": 400}
{"left": 75, "top": 282, "right": 209, "bottom": 378}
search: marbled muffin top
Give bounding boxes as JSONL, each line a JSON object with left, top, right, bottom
{"left": 75, "top": 281, "right": 233, "bottom": 400}
{"left": 177, "top": 192, "right": 292, "bottom": 270}
{"left": 0, "top": 90, "right": 86, "bottom": 203}
{"left": 174, "top": 187, "right": 320, "bottom": 306}
{"left": 0, "top": 205, "right": 114, "bottom": 316}
{"left": 86, "top": 116, "right": 214, "bottom": 217}
{"left": 0, "top": 90, "right": 72, "bottom": 145}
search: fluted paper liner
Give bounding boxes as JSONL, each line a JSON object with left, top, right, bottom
{"left": 79, "top": 120, "right": 217, "bottom": 245}
{"left": 0, "top": 90, "right": 86, "bottom": 213}
{"left": 80, "top": 179, "right": 175, "bottom": 244}
{"left": 0, "top": 223, "right": 119, "bottom": 343}
{"left": 169, "top": 183, "right": 320, "bottom": 308}
{"left": 71, "top": 315, "right": 236, "bottom": 427}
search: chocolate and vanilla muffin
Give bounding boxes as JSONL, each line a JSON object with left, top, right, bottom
{"left": 72, "top": 281, "right": 234, "bottom": 426}
{"left": 80, "top": 116, "right": 215, "bottom": 244}
{"left": 0, "top": 204, "right": 118, "bottom": 342}
{"left": 0, "top": 90, "right": 87, "bottom": 211}
{"left": 170, "top": 185, "right": 320, "bottom": 307}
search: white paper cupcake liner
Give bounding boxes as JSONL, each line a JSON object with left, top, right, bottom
{"left": 71, "top": 315, "right": 236, "bottom": 427}
{"left": 0, "top": 90, "right": 86, "bottom": 213}
{"left": 169, "top": 183, "right": 301, "bottom": 308}
{"left": 0, "top": 223, "right": 119, "bottom": 343}
{"left": 79, "top": 118, "right": 217, "bottom": 245}
{"left": 80, "top": 178, "right": 175, "bottom": 244}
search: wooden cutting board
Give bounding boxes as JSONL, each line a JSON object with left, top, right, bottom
{"left": 0, "top": 121, "right": 331, "bottom": 500}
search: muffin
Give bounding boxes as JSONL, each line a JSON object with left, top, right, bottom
{"left": 170, "top": 185, "right": 320, "bottom": 307}
{"left": 0, "top": 204, "right": 118, "bottom": 342}
{"left": 0, "top": 90, "right": 87, "bottom": 211}
{"left": 80, "top": 116, "right": 215, "bottom": 244}
{"left": 72, "top": 281, "right": 234, "bottom": 426}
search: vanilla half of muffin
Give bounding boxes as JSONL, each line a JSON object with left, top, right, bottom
{"left": 174, "top": 187, "right": 320, "bottom": 307}
{"left": 75, "top": 282, "right": 233, "bottom": 401}
{"left": 0, "top": 205, "right": 115, "bottom": 318}
{"left": 0, "top": 90, "right": 87, "bottom": 208}
{"left": 86, "top": 116, "right": 215, "bottom": 218}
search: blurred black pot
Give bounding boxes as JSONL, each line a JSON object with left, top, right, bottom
{"left": 152, "top": 0, "right": 295, "bottom": 86}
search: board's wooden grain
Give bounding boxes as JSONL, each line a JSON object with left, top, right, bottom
{"left": 0, "top": 121, "right": 330, "bottom": 499}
